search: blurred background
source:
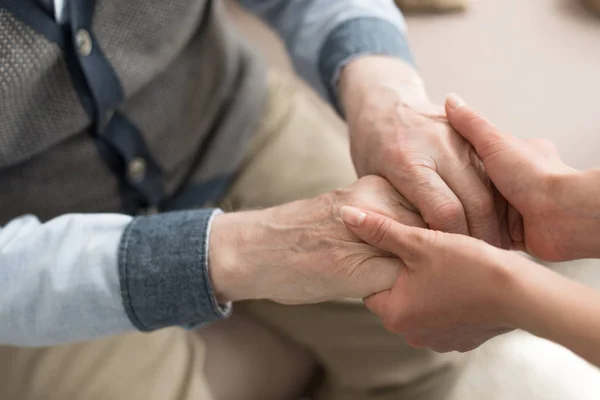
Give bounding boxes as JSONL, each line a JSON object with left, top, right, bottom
{"left": 219, "top": 1, "right": 600, "bottom": 398}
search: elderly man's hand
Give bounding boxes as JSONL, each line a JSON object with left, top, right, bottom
{"left": 341, "top": 206, "right": 522, "bottom": 353}
{"left": 208, "top": 176, "right": 425, "bottom": 305}
{"left": 339, "top": 56, "right": 505, "bottom": 248}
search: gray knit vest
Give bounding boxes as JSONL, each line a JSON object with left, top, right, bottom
{"left": 0, "top": 0, "right": 266, "bottom": 225}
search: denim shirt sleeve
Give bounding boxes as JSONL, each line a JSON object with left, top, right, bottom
{"left": 237, "top": 0, "right": 415, "bottom": 112}
{"left": 0, "top": 210, "right": 227, "bottom": 347}
{"left": 119, "top": 209, "right": 230, "bottom": 331}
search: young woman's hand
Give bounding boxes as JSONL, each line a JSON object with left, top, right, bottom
{"left": 446, "top": 94, "right": 600, "bottom": 261}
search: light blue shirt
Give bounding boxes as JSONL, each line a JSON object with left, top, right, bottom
{"left": 0, "top": 0, "right": 411, "bottom": 346}
{"left": 238, "top": 0, "right": 408, "bottom": 101}
{"left": 0, "top": 214, "right": 134, "bottom": 346}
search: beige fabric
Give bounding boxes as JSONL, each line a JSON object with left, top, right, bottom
{"left": 0, "top": 328, "right": 214, "bottom": 400}
{"left": 201, "top": 313, "right": 318, "bottom": 400}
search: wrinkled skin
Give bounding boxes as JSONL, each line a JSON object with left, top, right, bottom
{"left": 209, "top": 176, "right": 426, "bottom": 304}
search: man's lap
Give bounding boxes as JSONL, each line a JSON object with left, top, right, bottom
{"left": 0, "top": 328, "right": 213, "bottom": 400}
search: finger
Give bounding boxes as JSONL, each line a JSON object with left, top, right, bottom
{"left": 493, "top": 184, "right": 511, "bottom": 249}
{"left": 351, "top": 257, "right": 403, "bottom": 298}
{"left": 441, "top": 158, "right": 501, "bottom": 246}
{"left": 507, "top": 203, "right": 524, "bottom": 242}
{"left": 363, "top": 290, "right": 392, "bottom": 323}
{"left": 445, "top": 94, "right": 514, "bottom": 164}
{"left": 340, "top": 206, "right": 434, "bottom": 262}
{"left": 390, "top": 166, "right": 469, "bottom": 236}
{"left": 364, "top": 289, "right": 409, "bottom": 335}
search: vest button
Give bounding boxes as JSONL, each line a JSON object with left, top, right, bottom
{"left": 128, "top": 157, "right": 147, "bottom": 183}
{"left": 76, "top": 29, "right": 93, "bottom": 56}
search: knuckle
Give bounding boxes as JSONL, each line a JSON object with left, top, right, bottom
{"left": 476, "top": 138, "right": 507, "bottom": 160}
{"left": 330, "top": 187, "right": 350, "bottom": 205}
{"left": 467, "top": 193, "right": 496, "bottom": 221}
{"left": 407, "top": 227, "right": 436, "bottom": 249}
{"left": 354, "top": 175, "right": 390, "bottom": 194}
{"left": 459, "top": 109, "right": 488, "bottom": 128}
{"left": 403, "top": 156, "right": 437, "bottom": 172}
{"left": 358, "top": 174, "right": 384, "bottom": 186}
{"left": 368, "top": 217, "right": 393, "bottom": 245}
{"left": 429, "top": 200, "right": 464, "bottom": 228}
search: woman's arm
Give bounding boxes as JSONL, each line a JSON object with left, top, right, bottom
{"left": 446, "top": 94, "right": 600, "bottom": 261}
{"left": 510, "top": 258, "right": 600, "bottom": 367}
{"left": 341, "top": 206, "right": 600, "bottom": 366}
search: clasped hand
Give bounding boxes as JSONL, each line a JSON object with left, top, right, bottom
{"left": 210, "top": 56, "right": 591, "bottom": 355}
{"left": 340, "top": 93, "right": 594, "bottom": 353}
{"left": 209, "top": 175, "right": 427, "bottom": 305}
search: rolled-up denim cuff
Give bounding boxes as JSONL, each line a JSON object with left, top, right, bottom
{"left": 118, "top": 209, "right": 230, "bottom": 331}
{"left": 319, "top": 17, "right": 415, "bottom": 115}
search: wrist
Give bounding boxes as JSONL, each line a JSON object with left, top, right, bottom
{"left": 574, "top": 169, "right": 600, "bottom": 257}
{"left": 208, "top": 211, "right": 261, "bottom": 303}
{"left": 498, "top": 252, "right": 574, "bottom": 338}
{"left": 338, "top": 56, "right": 429, "bottom": 117}
{"left": 495, "top": 253, "right": 545, "bottom": 332}
{"left": 551, "top": 169, "right": 600, "bottom": 258}
{"left": 485, "top": 250, "right": 529, "bottom": 330}
{"left": 569, "top": 168, "right": 600, "bottom": 214}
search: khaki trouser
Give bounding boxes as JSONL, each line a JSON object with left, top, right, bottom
{"left": 0, "top": 71, "right": 463, "bottom": 400}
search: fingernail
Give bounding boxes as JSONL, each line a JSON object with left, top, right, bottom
{"left": 446, "top": 93, "right": 466, "bottom": 110}
{"left": 340, "top": 206, "right": 367, "bottom": 227}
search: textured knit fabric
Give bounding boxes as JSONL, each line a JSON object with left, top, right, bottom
{"left": 0, "top": 0, "right": 266, "bottom": 223}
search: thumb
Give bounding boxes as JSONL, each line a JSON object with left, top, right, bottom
{"left": 340, "top": 206, "right": 429, "bottom": 263}
{"left": 363, "top": 290, "right": 395, "bottom": 329}
{"left": 445, "top": 93, "right": 513, "bottom": 163}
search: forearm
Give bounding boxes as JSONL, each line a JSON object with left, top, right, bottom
{"left": 0, "top": 210, "right": 228, "bottom": 346}
{"left": 506, "top": 258, "right": 600, "bottom": 367}
{"left": 556, "top": 168, "right": 600, "bottom": 258}
{"left": 338, "top": 56, "right": 429, "bottom": 119}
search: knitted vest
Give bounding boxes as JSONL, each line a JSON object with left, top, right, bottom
{"left": 0, "top": 0, "right": 266, "bottom": 225}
